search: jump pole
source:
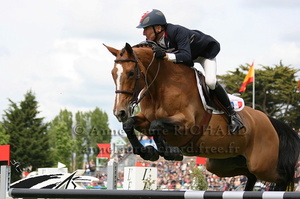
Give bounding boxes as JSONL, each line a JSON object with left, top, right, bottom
{"left": 8, "top": 189, "right": 300, "bottom": 199}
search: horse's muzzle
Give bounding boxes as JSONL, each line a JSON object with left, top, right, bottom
{"left": 114, "top": 109, "right": 129, "bottom": 123}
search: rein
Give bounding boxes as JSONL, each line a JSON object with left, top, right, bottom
{"left": 114, "top": 50, "right": 159, "bottom": 115}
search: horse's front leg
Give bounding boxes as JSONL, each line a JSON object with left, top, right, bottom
{"left": 149, "top": 117, "right": 183, "bottom": 161}
{"left": 123, "top": 115, "right": 159, "bottom": 161}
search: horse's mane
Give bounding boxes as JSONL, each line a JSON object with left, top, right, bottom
{"left": 132, "top": 41, "right": 155, "bottom": 49}
{"left": 119, "top": 42, "right": 153, "bottom": 57}
{"left": 132, "top": 41, "right": 177, "bottom": 53}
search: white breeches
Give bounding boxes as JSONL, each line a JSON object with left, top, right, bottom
{"left": 193, "top": 57, "right": 217, "bottom": 90}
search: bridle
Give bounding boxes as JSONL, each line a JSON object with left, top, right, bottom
{"left": 114, "top": 51, "right": 141, "bottom": 113}
{"left": 114, "top": 49, "right": 159, "bottom": 115}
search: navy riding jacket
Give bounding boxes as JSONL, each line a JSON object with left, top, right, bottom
{"left": 163, "top": 23, "right": 220, "bottom": 67}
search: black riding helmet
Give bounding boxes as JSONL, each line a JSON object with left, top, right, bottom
{"left": 136, "top": 9, "right": 167, "bottom": 28}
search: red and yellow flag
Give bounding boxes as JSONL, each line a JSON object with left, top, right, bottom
{"left": 239, "top": 62, "right": 254, "bottom": 92}
{"left": 298, "top": 80, "right": 300, "bottom": 90}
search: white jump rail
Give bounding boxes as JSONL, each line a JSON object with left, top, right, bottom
{"left": 8, "top": 188, "right": 300, "bottom": 199}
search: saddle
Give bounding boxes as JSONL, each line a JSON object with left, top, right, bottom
{"left": 194, "top": 69, "right": 245, "bottom": 114}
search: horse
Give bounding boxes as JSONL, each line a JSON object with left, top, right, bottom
{"left": 104, "top": 42, "right": 300, "bottom": 191}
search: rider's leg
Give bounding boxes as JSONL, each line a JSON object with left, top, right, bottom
{"left": 212, "top": 82, "right": 244, "bottom": 133}
{"left": 199, "top": 57, "right": 217, "bottom": 90}
{"left": 193, "top": 57, "right": 217, "bottom": 89}
{"left": 196, "top": 57, "right": 244, "bottom": 134}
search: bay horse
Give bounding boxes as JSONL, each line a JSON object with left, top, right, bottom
{"left": 104, "top": 43, "right": 300, "bottom": 191}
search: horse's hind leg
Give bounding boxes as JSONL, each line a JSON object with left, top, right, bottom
{"left": 207, "top": 156, "right": 257, "bottom": 191}
{"left": 274, "top": 182, "right": 288, "bottom": 191}
{"left": 123, "top": 118, "right": 159, "bottom": 161}
{"left": 244, "top": 174, "right": 257, "bottom": 191}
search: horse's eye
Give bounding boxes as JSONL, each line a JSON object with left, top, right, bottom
{"left": 128, "top": 70, "right": 135, "bottom": 78}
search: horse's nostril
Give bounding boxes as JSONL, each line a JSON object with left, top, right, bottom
{"left": 119, "top": 110, "right": 126, "bottom": 118}
{"left": 114, "top": 109, "right": 128, "bottom": 122}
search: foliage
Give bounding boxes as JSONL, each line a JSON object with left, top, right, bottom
{"left": 0, "top": 123, "right": 9, "bottom": 145}
{"left": 74, "top": 107, "right": 111, "bottom": 169}
{"left": 2, "top": 90, "right": 54, "bottom": 182}
{"left": 48, "top": 109, "right": 74, "bottom": 170}
{"left": 218, "top": 61, "right": 300, "bottom": 129}
{"left": 1, "top": 90, "right": 112, "bottom": 177}
{"left": 191, "top": 165, "right": 208, "bottom": 190}
{"left": 142, "top": 174, "right": 156, "bottom": 190}
{"left": 48, "top": 107, "right": 111, "bottom": 171}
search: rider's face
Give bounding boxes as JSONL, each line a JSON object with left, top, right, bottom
{"left": 143, "top": 26, "right": 156, "bottom": 41}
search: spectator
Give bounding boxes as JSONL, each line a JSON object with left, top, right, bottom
{"left": 295, "top": 180, "right": 300, "bottom": 192}
{"left": 88, "top": 149, "right": 300, "bottom": 191}
{"left": 89, "top": 159, "right": 96, "bottom": 176}
{"left": 84, "top": 162, "right": 90, "bottom": 176}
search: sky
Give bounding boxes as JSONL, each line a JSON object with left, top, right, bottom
{"left": 1, "top": 0, "right": 300, "bottom": 131}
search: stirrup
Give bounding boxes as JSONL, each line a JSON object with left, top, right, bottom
{"left": 229, "top": 113, "right": 244, "bottom": 134}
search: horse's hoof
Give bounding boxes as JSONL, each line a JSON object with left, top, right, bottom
{"left": 163, "top": 152, "right": 183, "bottom": 161}
{"left": 173, "top": 154, "right": 183, "bottom": 161}
{"left": 163, "top": 146, "right": 183, "bottom": 161}
{"left": 140, "top": 146, "right": 159, "bottom": 161}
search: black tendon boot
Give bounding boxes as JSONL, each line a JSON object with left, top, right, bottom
{"left": 211, "top": 83, "right": 244, "bottom": 134}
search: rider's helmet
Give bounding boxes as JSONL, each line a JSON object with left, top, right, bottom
{"left": 136, "top": 9, "right": 167, "bottom": 28}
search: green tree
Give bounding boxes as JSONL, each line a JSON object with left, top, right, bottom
{"left": 48, "top": 109, "right": 74, "bottom": 171}
{"left": 74, "top": 110, "right": 89, "bottom": 169}
{"left": 90, "top": 107, "right": 111, "bottom": 161}
{"left": 0, "top": 123, "right": 9, "bottom": 145}
{"left": 90, "top": 107, "right": 111, "bottom": 144}
{"left": 286, "top": 93, "right": 300, "bottom": 129}
{"left": 2, "top": 91, "right": 54, "bottom": 182}
{"left": 74, "top": 107, "right": 111, "bottom": 169}
{"left": 218, "top": 61, "right": 300, "bottom": 129}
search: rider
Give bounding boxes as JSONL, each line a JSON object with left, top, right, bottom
{"left": 136, "top": 9, "right": 244, "bottom": 134}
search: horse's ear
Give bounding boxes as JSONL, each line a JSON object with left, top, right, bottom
{"left": 125, "top": 43, "right": 133, "bottom": 55}
{"left": 103, "top": 44, "right": 118, "bottom": 57}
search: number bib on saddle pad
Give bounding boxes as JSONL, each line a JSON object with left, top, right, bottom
{"left": 194, "top": 69, "right": 245, "bottom": 114}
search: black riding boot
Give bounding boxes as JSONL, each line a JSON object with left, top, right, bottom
{"left": 211, "top": 83, "right": 244, "bottom": 134}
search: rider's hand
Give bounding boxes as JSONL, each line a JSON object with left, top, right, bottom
{"left": 153, "top": 45, "right": 166, "bottom": 60}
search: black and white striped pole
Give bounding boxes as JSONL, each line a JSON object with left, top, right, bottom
{"left": 8, "top": 189, "right": 300, "bottom": 199}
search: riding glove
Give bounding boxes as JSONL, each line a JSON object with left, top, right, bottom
{"left": 153, "top": 45, "right": 166, "bottom": 60}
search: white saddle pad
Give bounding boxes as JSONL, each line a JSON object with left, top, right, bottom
{"left": 194, "top": 70, "right": 245, "bottom": 114}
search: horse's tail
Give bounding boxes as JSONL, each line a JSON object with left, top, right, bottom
{"left": 268, "top": 116, "right": 300, "bottom": 191}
